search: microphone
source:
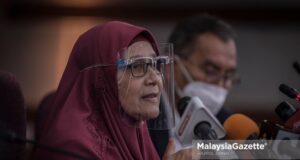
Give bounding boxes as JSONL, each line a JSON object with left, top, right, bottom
{"left": 279, "top": 84, "right": 300, "bottom": 101}
{"left": 259, "top": 120, "right": 300, "bottom": 140}
{"left": 0, "top": 129, "right": 96, "bottom": 160}
{"left": 176, "top": 97, "right": 233, "bottom": 159}
{"left": 275, "top": 101, "right": 297, "bottom": 123}
{"left": 293, "top": 61, "right": 300, "bottom": 75}
{"left": 223, "top": 114, "right": 279, "bottom": 159}
{"left": 259, "top": 120, "right": 300, "bottom": 159}
{"left": 278, "top": 84, "right": 300, "bottom": 132}
{"left": 222, "top": 114, "right": 258, "bottom": 159}
{"left": 177, "top": 96, "right": 191, "bottom": 117}
{"left": 175, "top": 96, "right": 225, "bottom": 145}
{"left": 194, "top": 122, "right": 218, "bottom": 140}
{"left": 259, "top": 120, "right": 281, "bottom": 139}
{"left": 274, "top": 101, "right": 300, "bottom": 132}
{"left": 223, "top": 114, "right": 259, "bottom": 140}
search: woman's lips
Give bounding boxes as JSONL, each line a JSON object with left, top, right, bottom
{"left": 141, "top": 93, "right": 159, "bottom": 103}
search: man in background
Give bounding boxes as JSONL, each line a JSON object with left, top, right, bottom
{"left": 170, "top": 14, "right": 238, "bottom": 124}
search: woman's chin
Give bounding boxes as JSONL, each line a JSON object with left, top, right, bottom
{"left": 144, "top": 108, "right": 160, "bottom": 120}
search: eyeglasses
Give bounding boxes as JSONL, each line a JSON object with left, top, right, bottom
{"left": 117, "top": 56, "right": 170, "bottom": 77}
{"left": 185, "top": 60, "right": 240, "bottom": 89}
{"left": 204, "top": 71, "right": 240, "bottom": 89}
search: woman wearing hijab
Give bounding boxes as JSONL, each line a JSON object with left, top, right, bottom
{"left": 34, "top": 21, "right": 193, "bottom": 160}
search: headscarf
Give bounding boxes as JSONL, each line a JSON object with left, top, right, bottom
{"left": 35, "top": 91, "right": 55, "bottom": 141}
{"left": 34, "top": 21, "right": 160, "bottom": 160}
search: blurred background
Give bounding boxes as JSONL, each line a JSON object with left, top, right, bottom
{"left": 1, "top": 0, "right": 300, "bottom": 144}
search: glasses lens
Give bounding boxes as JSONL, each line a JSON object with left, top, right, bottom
{"left": 130, "top": 61, "right": 147, "bottom": 77}
{"left": 203, "top": 70, "right": 240, "bottom": 88}
{"left": 130, "top": 58, "right": 153, "bottom": 77}
{"left": 127, "top": 57, "right": 170, "bottom": 77}
{"left": 156, "top": 57, "right": 167, "bottom": 74}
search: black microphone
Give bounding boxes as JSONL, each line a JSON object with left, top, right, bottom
{"left": 0, "top": 129, "right": 96, "bottom": 160}
{"left": 177, "top": 96, "right": 191, "bottom": 117}
{"left": 293, "top": 61, "right": 300, "bottom": 75}
{"left": 194, "top": 122, "right": 218, "bottom": 140}
{"left": 273, "top": 92, "right": 300, "bottom": 132}
{"left": 275, "top": 101, "right": 297, "bottom": 123}
{"left": 259, "top": 120, "right": 300, "bottom": 159}
{"left": 175, "top": 96, "right": 225, "bottom": 144}
{"left": 279, "top": 84, "right": 300, "bottom": 101}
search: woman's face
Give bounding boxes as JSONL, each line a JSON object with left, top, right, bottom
{"left": 117, "top": 41, "right": 163, "bottom": 121}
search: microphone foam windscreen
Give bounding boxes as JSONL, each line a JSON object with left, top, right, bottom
{"left": 223, "top": 114, "right": 259, "bottom": 140}
{"left": 279, "top": 84, "right": 298, "bottom": 99}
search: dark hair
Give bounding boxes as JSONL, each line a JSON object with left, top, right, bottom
{"left": 168, "top": 14, "right": 236, "bottom": 59}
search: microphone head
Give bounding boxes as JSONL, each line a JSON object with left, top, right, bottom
{"left": 293, "top": 61, "right": 300, "bottom": 75}
{"left": 223, "top": 114, "right": 259, "bottom": 140}
{"left": 194, "top": 121, "right": 217, "bottom": 140}
{"left": 275, "top": 101, "right": 297, "bottom": 122}
{"left": 279, "top": 84, "right": 298, "bottom": 99}
{"left": 177, "top": 96, "right": 191, "bottom": 116}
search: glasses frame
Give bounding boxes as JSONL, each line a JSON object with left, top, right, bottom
{"left": 183, "top": 59, "right": 240, "bottom": 89}
{"left": 117, "top": 56, "right": 170, "bottom": 77}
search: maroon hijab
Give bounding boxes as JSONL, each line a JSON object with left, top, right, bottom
{"left": 34, "top": 21, "right": 160, "bottom": 160}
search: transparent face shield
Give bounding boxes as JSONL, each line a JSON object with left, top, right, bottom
{"left": 116, "top": 42, "right": 175, "bottom": 130}
{"left": 81, "top": 42, "right": 175, "bottom": 130}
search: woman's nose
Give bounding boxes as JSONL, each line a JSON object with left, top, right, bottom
{"left": 145, "top": 67, "right": 161, "bottom": 86}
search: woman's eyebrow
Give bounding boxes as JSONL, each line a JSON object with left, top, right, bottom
{"left": 150, "top": 53, "right": 156, "bottom": 57}
{"left": 129, "top": 53, "right": 156, "bottom": 59}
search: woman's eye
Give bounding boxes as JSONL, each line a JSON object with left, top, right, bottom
{"left": 146, "top": 63, "right": 152, "bottom": 68}
{"left": 132, "top": 63, "right": 138, "bottom": 69}
{"left": 132, "top": 63, "right": 143, "bottom": 69}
